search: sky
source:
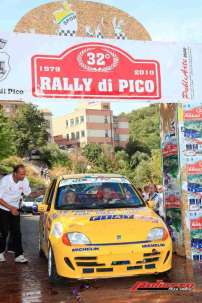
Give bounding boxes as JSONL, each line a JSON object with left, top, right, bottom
{"left": 1, "top": 0, "right": 202, "bottom": 116}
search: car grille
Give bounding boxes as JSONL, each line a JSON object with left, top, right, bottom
{"left": 72, "top": 249, "right": 162, "bottom": 274}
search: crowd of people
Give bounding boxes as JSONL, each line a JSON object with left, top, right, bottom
{"left": 137, "top": 184, "right": 165, "bottom": 220}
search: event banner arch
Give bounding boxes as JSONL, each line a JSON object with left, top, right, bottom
{"left": 0, "top": 31, "right": 201, "bottom": 103}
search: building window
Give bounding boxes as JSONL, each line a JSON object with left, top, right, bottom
{"left": 105, "top": 130, "right": 109, "bottom": 137}
{"left": 80, "top": 116, "right": 84, "bottom": 123}
{"left": 70, "top": 119, "right": 74, "bottom": 127}
{"left": 114, "top": 134, "right": 119, "bottom": 141}
{"left": 75, "top": 117, "right": 79, "bottom": 125}
{"left": 66, "top": 134, "right": 69, "bottom": 141}
{"left": 71, "top": 132, "right": 75, "bottom": 140}
{"left": 103, "top": 104, "right": 110, "bottom": 109}
{"left": 81, "top": 130, "right": 85, "bottom": 138}
{"left": 104, "top": 116, "right": 108, "bottom": 124}
{"left": 5, "top": 106, "right": 10, "bottom": 113}
{"left": 46, "top": 120, "right": 51, "bottom": 128}
{"left": 76, "top": 131, "right": 80, "bottom": 139}
{"left": 66, "top": 120, "right": 69, "bottom": 127}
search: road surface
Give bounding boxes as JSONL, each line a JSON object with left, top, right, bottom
{"left": 0, "top": 215, "right": 201, "bottom": 303}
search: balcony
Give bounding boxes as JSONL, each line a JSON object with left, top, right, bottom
{"left": 54, "top": 136, "right": 80, "bottom": 148}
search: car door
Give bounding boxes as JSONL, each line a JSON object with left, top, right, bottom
{"left": 40, "top": 179, "right": 57, "bottom": 256}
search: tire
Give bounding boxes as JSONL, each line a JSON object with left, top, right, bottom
{"left": 154, "top": 268, "right": 171, "bottom": 278}
{"left": 48, "top": 246, "right": 60, "bottom": 283}
{"left": 21, "top": 207, "right": 26, "bottom": 213}
{"left": 38, "top": 236, "right": 45, "bottom": 258}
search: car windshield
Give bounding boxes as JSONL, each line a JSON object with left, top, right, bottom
{"left": 56, "top": 177, "right": 145, "bottom": 210}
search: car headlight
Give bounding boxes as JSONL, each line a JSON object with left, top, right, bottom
{"left": 67, "top": 232, "right": 91, "bottom": 245}
{"left": 147, "top": 228, "right": 166, "bottom": 241}
{"left": 52, "top": 222, "right": 63, "bottom": 238}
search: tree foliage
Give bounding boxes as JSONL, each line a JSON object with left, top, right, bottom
{"left": 83, "top": 143, "right": 102, "bottom": 164}
{"left": 12, "top": 104, "right": 49, "bottom": 156}
{"left": 0, "top": 110, "right": 16, "bottom": 160}
{"left": 133, "top": 149, "right": 162, "bottom": 187}
{"left": 127, "top": 105, "right": 160, "bottom": 150}
{"left": 39, "top": 143, "right": 70, "bottom": 168}
{"left": 1, "top": 103, "right": 162, "bottom": 189}
{"left": 81, "top": 105, "right": 162, "bottom": 187}
{"left": 126, "top": 138, "right": 151, "bottom": 157}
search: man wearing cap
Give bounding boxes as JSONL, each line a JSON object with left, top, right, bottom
{"left": 0, "top": 164, "right": 31, "bottom": 263}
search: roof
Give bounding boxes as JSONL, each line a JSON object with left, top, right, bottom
{"left": 59, "top": 173, "right": 125, "bottom": 180}
{"left": 40, "top": 108, "right": 52, "bottom": 115}
{"left": 0, "top": 100, "right": 25, "bottom": 105}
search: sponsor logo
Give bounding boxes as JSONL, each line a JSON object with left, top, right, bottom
{"left": 130, "top": 280, "right": 194, "bottom": 292}
{"left": 32, "top": 42, "right": 161, "bottom": 100}
{"left": 142, "top": 243, "right": 165, "bottom": 248}
{"left": 90, "top": 214, "right": 134, "bottom": 221}
{"left": 72, "top": 247, "right": 99, "bottom": 252}
{"left": 90, "top": 214, "right": 159, "bottom": 223}
{"left": 116, "top": 234, "right": 122, "bottom": 240}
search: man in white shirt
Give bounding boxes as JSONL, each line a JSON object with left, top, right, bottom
{"left": 0, "top": 164, "right": 31, "bottom": 263}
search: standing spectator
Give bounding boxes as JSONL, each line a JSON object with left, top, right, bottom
{"left": 148, "top": 184, "right": 165, "bottom": 219}
{"left": 0, "top": 164, "right": 31, "bottom": 263}
{"left": 142, "top": 185, "right": 150, "bottom": 202}
{"left": 157, "top": 185, "right": 165, "bottom": 219}
{"left": 44, "top": 167, "right": 49, "bottom": 180}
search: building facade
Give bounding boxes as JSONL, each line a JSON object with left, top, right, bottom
{"left": 53, "top": 102, "right": 129, "bottom": 148}
{"left": 0, "top": 100, "right": 24, "bottom": 117}
{"left": 40, "top": 109, "right": 54, "bottom": 142}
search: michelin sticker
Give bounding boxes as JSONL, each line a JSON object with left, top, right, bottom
{"left": 72, "top": 247, "right": 99, "bottom": 252}
{"left": 142, "top": 243, "right": 165, "bottom": 248}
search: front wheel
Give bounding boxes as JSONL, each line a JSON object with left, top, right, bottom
{"left": 48, "top": 246, "right": 60, "bottom": 283}
{"left": 38, "top": 236, "right": 45, "bottom": 258}
{"left": 154, "top": 268, "right": 171, "bottom": 278}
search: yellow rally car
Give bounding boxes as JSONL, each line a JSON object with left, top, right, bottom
{"left": 35, "top": 174, "right": 172, "bottom": 282}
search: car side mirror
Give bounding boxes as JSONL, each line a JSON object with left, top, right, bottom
{"left": 147, "top": 200, "right": 155, "bottom": 209}
{"left": 33, "top": 202, "right": 48, "bottom": 214}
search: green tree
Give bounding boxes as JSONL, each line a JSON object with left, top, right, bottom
{"left": 82, "top": 143, "right": 114, "bottom": 172}
{"left": 125, "top": 138, "right": 151, "bottom": 158}
{"left": 0, "top": 110, "right": 16, "bottom": 160}
{"left": 133, "top": 149, "right": 162, "bottom": 187}
{"left": 83, "top": 143, "right": 102, "bottom": 165}
{"left": 40, "top": 144, "right": 70, "bottom": 168}
{"left": 12, "top": 104, "right": 49, "bottom": 156}
{"left": 130, "top": 151, "right": 150, "bottom": 168}
{"left": 127, "top": 105, "right": 160, "bottom": 150}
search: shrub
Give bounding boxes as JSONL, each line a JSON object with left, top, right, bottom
{"left": 39, "top": 144, "right": 70, "bottom": 168}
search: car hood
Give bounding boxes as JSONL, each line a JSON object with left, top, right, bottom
{"left": 51, "top": 207, "right": 165, "bottom": 244}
